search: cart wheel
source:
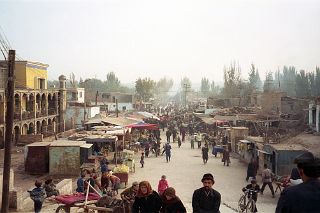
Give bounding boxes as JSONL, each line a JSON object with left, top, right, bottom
{"left": 55, "top": 205, "right": 70, "bottom": 213}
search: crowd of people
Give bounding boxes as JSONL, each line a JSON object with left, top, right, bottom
{"left": 27, "top": 104, "right": 320, "bottom": 213}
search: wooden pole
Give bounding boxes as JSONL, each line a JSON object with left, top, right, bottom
{"left": 1, "top": 50, "right": 15, "bottom": 212}
{"left": 116, "top": 99, "right": 118, "bottom": 117}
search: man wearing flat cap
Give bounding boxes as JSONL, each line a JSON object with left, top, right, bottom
{"left": 276, "top": 151, "right": 320, "bottom": 213}
{"left": 192, "top": 173, "right": 221, "bottom": 213}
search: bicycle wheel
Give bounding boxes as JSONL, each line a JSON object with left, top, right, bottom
{"left": 55, "top": 205, "right": 70, "bottom": 213}
{"left": 238, "top": 195, "right": 246, "bottom": 212}
{"left": 246, "top": 199, "right": 256, "bottom": 213}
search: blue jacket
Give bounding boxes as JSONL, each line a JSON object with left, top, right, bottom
{"left": 76, "top": 177, "right": 85, "bottom": 193}
{"left": 29, "top": 187, "right": 46, "bottom": 202}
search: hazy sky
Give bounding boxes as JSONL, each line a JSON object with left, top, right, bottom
{"left": 1, "top": 0, "right": 320, "bottom": 86}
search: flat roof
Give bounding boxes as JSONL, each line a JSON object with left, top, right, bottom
{"left": 232, "top": 127, "right": 249, "bottom": 130}
{"left": 49, "top": 140, "right": 86, "bottom": 147}
{"left": 239, "top": 140, "right": 252, "bottom": 144}
{"left": 80, "top": 144, "right": 93, "bottom": 149}
{"left": 26, "top": 142, "right": 51, "bottom": 147}
{"left": 267, "top": 143, "right": 307, "bottom": 151}
{"left": 246, "top": 136, "right": 264, "bottom": 143}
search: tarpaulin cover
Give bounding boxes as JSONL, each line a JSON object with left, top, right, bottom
{"left": 126, "top": 122, "right": 159, "bottom": 130}
{"left": 55, "top": 193, "right": 100, "bottom": 205}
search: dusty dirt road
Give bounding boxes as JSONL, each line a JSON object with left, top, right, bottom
{"left": 127, "top": 136, "right": 278, "bottom": 212}
{"left": 2, "top": 134, "right": 278, "bottom": 212}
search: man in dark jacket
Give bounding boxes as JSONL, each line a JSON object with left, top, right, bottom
{"left": 192, "top": 173, "right": 221, "bottom": 213}
{"left": 276, "top": 151, "right": 320, "bottom": 213}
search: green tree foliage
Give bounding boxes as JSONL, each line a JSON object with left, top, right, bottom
{"left": 275, "top": 66, "right": 296, "bottom": 97}
{"left": 315, "top": 67, "right": 320, "bottom": 96}
{"left": 222, "top": 62, "right": 241, "bottom": 98}
{"left": 263, "top": 72, "right": 275, "bottom": 92}
{"left": 155, "top": 77, "right": 174, "bottom": 103}
{"left": 308, "top": 71, "right": 317, "bottom": 97}
{"left": 248, "top": 64, "right": 262, "bottom": 91}
{"left": 77, "top": 72, "right": 132, "bottom": 95}
{"left": 200, "top": 77, "right": 210, "bottom": 97}
{"left": 255, "top": 70, "right": 262, "bottom": 91}
{"left": 210, "top": 81, "right": 220, "bottom": 97}
{"left": 105, "top": 72, "right": 121, "bottom": 92}
{"left": 69, "top": 72, "right": 78, "bottom": 88}
{"left": 295, "top": 70, "right": 310, "bottom": 98}
{"left": 180, "top": 77, "right": 192, "bottom": 89}
{"left": 79, "top": 78, "right": 105, "bottom": 93}
{"left": 47, "top": 80, "right": 59, "bottom": 88}
{"left": 135, "top": 77, "right": 156, "bottom": 102}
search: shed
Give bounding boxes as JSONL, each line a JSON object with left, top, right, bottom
{"left": 263, "top": 143, "right": 307, "bottom": 176}
{"left": 238, "top": 139, "right": 256, "bottom": 163}
{"left": 230, "top": 127, "right": 249, "bottom": 153}
{"left": 49, "top": 140, "right": 87, "bottom": 175}
{"left": 80, "top": 143, "right": 93, "bottom": 165}
{"left": 25, "top": 142, "right": 51, "bottom": 174}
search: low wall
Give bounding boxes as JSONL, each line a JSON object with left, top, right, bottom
{"left": 17, "top": 134, "right": 43, "bottom": 146}
{"left": 0, "top": 168, "right": 14, "bottom": 197}
{"left": 16, "top": 178, "right": 73, "bottom": 211}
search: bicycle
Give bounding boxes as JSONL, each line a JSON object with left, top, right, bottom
{"left": 238, "top": 189, "right": 258, "bottom": 213}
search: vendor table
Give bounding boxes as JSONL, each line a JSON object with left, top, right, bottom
{"left": 212, "top": 146, "right": 224, "bottom": 157}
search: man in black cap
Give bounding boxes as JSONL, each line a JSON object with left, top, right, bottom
{"left": 192, "top": 173, "right": 221, "bottom": 213}
{"left": 276, "top": 151, "right": 320, "bottom": 213}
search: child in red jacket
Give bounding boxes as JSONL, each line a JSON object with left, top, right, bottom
{"left": 158, "top": 175, "right": 169, "bottom": 195}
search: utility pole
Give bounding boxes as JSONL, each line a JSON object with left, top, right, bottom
{"left": 95, "top": 90, "right": 98, "bottom": 106}
{"left": 116, "top": 99, "right": 118, "bottom": 117}
{"left": 1, "top": 50, "right": 15, "bottom": 212}
{"left": 183, "top": 83, "right": 190, "bottom": 108}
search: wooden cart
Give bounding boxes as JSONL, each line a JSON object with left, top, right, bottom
{"left": 113, "top": 172, "right": 129, "bottom": 187}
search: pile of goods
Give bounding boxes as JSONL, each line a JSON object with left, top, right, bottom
{"left": 113, "top": 164, "right": 129, "bottom": 173}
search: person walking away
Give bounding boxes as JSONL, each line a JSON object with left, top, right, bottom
{"left": 276, "top": 151, "right": 320, "bottom": 213}
{"left": 76, "top": 173, "right": 86, "bottom": 193}
{"left": 172, "top": 128, "right": 177, "bottom": 142}
{"left": 222, "top": 147, "right": 231, "bottom": 166}
{"left": 181, "top": 128, "right": 186, "bottom": 142}
{"left": 121, "top": 181, "right": 139, "bottom": 212}
{"left": 43, "top": 178, "right": 59, "bottom": 197}
{"left": 196, "top": 132, "right": 202, "bottom": 149}
{"left": 166, "top": 130, "right": 171, "bottom": 142}
{"left": 160, "top": 187, "right": 186, "bottom": 213}
{"left": 144, "top": 142, "right": 150, "bottom": 157}
{"left": 242, "top": 178, "right": 260, "bottom": 212}
{"left": 202, "top": 145, "right": 209, "bottom": 164}
{"left": 132, "top": 181, "right": 162, "bottom": 213}
{"left": 140, "top": 152, "right": 145, "bottom": 168}
{"left": 177, "top": 136, "right": 182, "bottom": 148}
{"left": 192, "top": 173, "right": 221, "bottom": 213}
{"left": 158, "top": 175, "right": 169, "bottom": 196}
{"left": 28, "top": 180, "right": 46, "bottom": 213}
{"left": 246, "top": 159, "right": 257, "bottom": 181}
{"left": 164, "top": 142, "right": 172, "bottom": 162}
{"left": 260, "top": 164, "right": 275, "bottom": 198}
{"left": 191, "top": 134, "right": 195, "bottom": 149}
